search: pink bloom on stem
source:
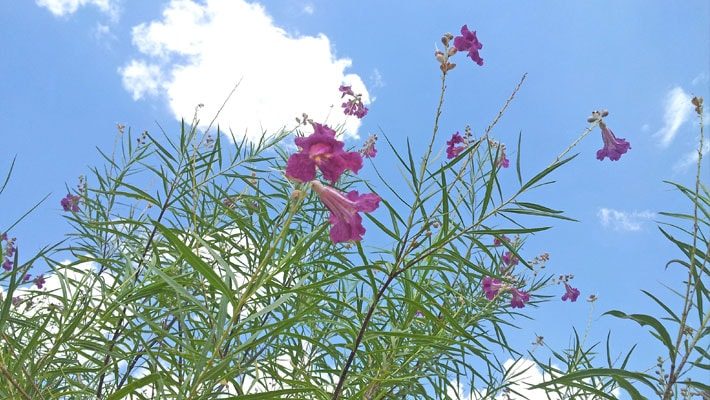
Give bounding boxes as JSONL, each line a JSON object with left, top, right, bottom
{"left": 34, "top": 274, "right": 46, "bottom": 289}
{"left": 0, "top": 233, "right": 6, "bottom": 241}
{"left": 61, "top": 194, "right": 81, "bottom": 212}
{"left": 502, "top": 251, "right": 518, "bottom": 267}
{"left": 596, "top": 123, "right": 630, "bottom": 161}
{"left": 339, "top": 85, "right": 354, "bottom": 97}
{"left": 2, "top": 258, "right": 12, "bottom": 271}
{"left": 562, "top": 282, "right": 580, "bottom": 302}
{"left": 286, "top": 123, "right": 363, "bottom": 184}
{"left": 415, "top": 310, "right": 424, "bottom": 317}
{"left": 310, "top": 180, "right": 380, "bottom": 243}
{"left": 482, "top": 276, "right": 503, "bottom": 300}
{"left": 453, "top": 25, "right": 484, "bottom": 66}
{"left": 24, "top": 274, "right": 31, "bottom": 282}
{"left": 343, "top": 99, "right": 369, "bottom": 119}
{"left": 446, "top": 132, "right": 466, "bottom": 159}
{"left": 509, "top": 288, "right": 530, "bottom": 308}
{"left": 498, "top": 146, "right": 510, "bottom": 168}
{"left": 493, "top": 235, "right": 510, "bottom": 246}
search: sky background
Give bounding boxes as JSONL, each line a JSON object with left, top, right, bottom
{"left": 1, "top": 1, "right": 709, "bottom": 397}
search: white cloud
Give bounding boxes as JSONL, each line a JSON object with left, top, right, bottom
{"left": 120, "top": 60, "right": 163, "bottom": 100}
{"left": 673, "top": 140, "right": 710, "bottom": 171}
{"left": 598, "top": 208, "right": 656, "bottom": 232}
{"left": 36, "top": 0, "right": 119, "bottom": 20}
{"left": 121, "top": 0, "right": 370, "bottom": 142}
{"left": 654, "top": 87, "right": 693, "bottom": 147}
{"left": 448, "top": 359, "right": 620, "bottom": 400}
{"left": 302, "top": 3, "right": 315, "bottom": 15}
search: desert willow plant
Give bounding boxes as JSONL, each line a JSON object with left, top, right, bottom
{"left": 531, "top": 97, "right": 709, "bottom": 400}
{"left": 2, "top": 25, "right": 616, "bottom": 400}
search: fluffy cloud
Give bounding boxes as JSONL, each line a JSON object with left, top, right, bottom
{"left": 674, "top": 140, "right": 710, "bottom": 171}
{"left": 654, "top": 87, "right": 693, "bottom": 147}
{"left": 598, "top": 208, "right": 656, "bottom": 232}
{"left": 121, "top": 0, "right": 370, "bottom": 142}
{"left": 448, "top": 358, "right": 620, "bottom": 400}
{"left": 36, "top": 0, "right": 118, "bottom": 19}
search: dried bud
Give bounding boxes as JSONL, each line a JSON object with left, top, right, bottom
{"left": 435, "top": 50, "right": 446, "bottom": 64}
{"left": 447, "top": 46, "right": 458, "bottom": 56}
{"left": 291, "top": 189, "right": 304, "bottom": 201}
{"left": 692, "top": 96, "right": 703, "bottom": 114}
{"left": 601, "top": 109, "right": 609, "bottom": 117}
{"left": 441, "top": 33, "right": 454, "bottom": 46}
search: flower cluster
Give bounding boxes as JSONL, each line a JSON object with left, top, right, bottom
{"left": 453, "top": 25, "right": 484, "bottom": 66}
{"left": 286, "top": 122, "right": 380, "bottom": 243}
{"left": 339, "top": 85, "right": 368, "bottom": 119}
{"left": 588, "top": 110, "right": 631, "bottom": 161}
{"left": 2, "top": 233, "right": 15, "bottom": 271}
{"left": 482, "top": 276, "right": 530, "bottom": 309}
{"left": 435, "top": 24, "right": 484, "bottom": 73}
{"left": 446, "top": 132, "right": 466, "bottom": 159}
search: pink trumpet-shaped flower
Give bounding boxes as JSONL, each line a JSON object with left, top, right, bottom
{"left": 482, "top": 276, "right": 503, "bottom": 300}
{"left": 510, "top": 288, "right": 530, "bottom": 308}
{"left": 596, "top": 122, "right": 631, "bottom": 161}
{"left": 502, "top": 251, "right": 519, "bottom": 267}
{"left": 34, "top": 274, "right": 46, "bottom": 289}
{"left": 61, "top": 194, "right": 81, "bottom": 212}
{"left": 310, "top": 180, "right": 380, "bottom": 243}
{"left": 562, "top": 282, "right": 580, "bottom": 302}
{"left": 453, "top": 25, "right": 484, "bottom": 66}
{"left": 286, "top": 123, "right": 363, "bottom": 184}
{"left": 446, "top": 132, "right": 466, "bottom": 159}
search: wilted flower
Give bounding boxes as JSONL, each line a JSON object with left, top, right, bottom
{"left": 502, "top": 251, "right": 519, "bottom": 267}
{"left": 493, "top": 235, "right": 510, "bottom": 246}
{"left": 360, "top": 134, "right": 378, "bottom": 158}
{"left": 596, "top": 122, "right": 631, "bottom": 161}
{"left": 11, "top": 296, "right": 21, "bottom": 307}
{"left": 482, "top": 276, "right": 503, "bottom": 300}
{"left": 34, "top": 274, "right": 46, "bottom": 289}
{"left": 510, "top": 288, "right": 530, "bottom": 308}
{"left": 562, "top": 282, "right": 580, "bottom": 302}
{"left": 286, "top": 123, "right": 363, "bottom": 183}
{"left": 310, "top": 180, "right": 380, "bottom": 243}
{"left": 61, "top": 194, "right": 81, "bottom": 212}
{"left": 446, "top": 132, "right": 466, "bottom": 159}
{"left": 453, "top": 24, "right": 484, "bottom": 66}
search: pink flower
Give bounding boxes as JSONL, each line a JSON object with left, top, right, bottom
{"left": 446, "top": 132, "right": 466, "bottom": 159}
{"left": 2, "top": 258, "right": 12, "bottom": 271}
{"left": 493, "top": 235, "right": 510, "bottom": 246}
{"left": 61, "top": 194, "right": 81, "bottom": 212}
{"left": 498, "top": 146, "right": 510, "bottom": 168}
{"left": 339, "top": 85, "right": 354, "bottom": 97}
{"left": 339, "top": 85, "right": 368, "bottom": 119}
{"left": 596, "top": 122, "right": 630, "bottom": 161}
{"left": 509, "top": 288, "right": 530, "bottom": 308}
{"left": 4, "top": 236, "right": 15, "bottom": 258}
{"left": 310, "top": 180, "right": 380, "bottom": 243}
{"left": 562, "top": 282, "right": 580, "bottom": 302}
{"left": 453, "top": 25, "right": 484, "bottom": 66}
{"left": 286, "top": 123, "right": 363, "bottom": 184}
{"left": 360, "top": 134, "right": 378, "bottom": 158}
{"left": 482, "top": 276, "right": 503, "bottom": 300}
{"left": 34, "top": 274, "right": 46, "bottom": 289}
{"left": 502, "top": 251, "right": 518, "bottom": 267}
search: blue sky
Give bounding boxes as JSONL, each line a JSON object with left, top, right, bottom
{"left": 1, "top": 0, "right": 709, "bottom": 396}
